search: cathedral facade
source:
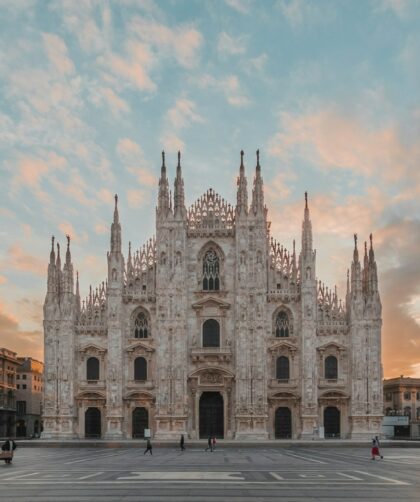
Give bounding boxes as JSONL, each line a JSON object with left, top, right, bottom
{"left": 42, "top": 151, "right": 383, "bottom": 440}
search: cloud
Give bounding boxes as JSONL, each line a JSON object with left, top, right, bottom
{"left": 161, "top": 133, "right": 185, "bottom": 153}
{"left": 58, "top": 222, "right": 84, "bottom": 243}
{"left": 127, "top": 188, "right": 149, "bottom": 208}
{"left": 91, "top": 87, "right": 130, "bottom": 115}
{"left": 129, "top": 16, "right": 203, "bottom": 69}
{"left": 224, "top": 0, "right": 251, "bottom": 14}
{"left": 4, "top": 244, "right": 45, "bottom": 277}
{"left": 377, "top": 220, "right": 420, "bottom": 377}
{"left": 217, "top": 32, "right": 247, "bottom": 55}
{"left": 167, "top": 99, "right": 204, "bottom": 129}
{"left": 117, "top": 137, "right": 143, "bottom": 161}
{"left": 98, "top": 188, "right": 115, "bottom": 205}
{"left": 247, "top": 53, "right": 268, "bottom": 72}
{"left": 193, "top": 74, "right": 250, "bottom": 107}
{"left": 268, "top": 109, "right": 417, "bottom": 180}
{"left": 0, "top": 276, "right": 7, "bottom": 284}
{"left": 0, "top": 303, "right": 43, "bottom": 361}
{"left": 42, "top": 33, "right": 75, "bottom": 75}
{"left": 94, "top": 223, "right": 109, "bottom": 235}
{"left": 106, "top": 41, "right": 156, "bottom": 92}
{"left": 374, "top": 0, "right": 415, "bottom": 18}
{"left": 277, "top": 0, "right": 326, "bottom": 28}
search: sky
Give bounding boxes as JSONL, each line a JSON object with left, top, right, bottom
{"left": 0, "top": 0, "right": 419, "bottom": 378}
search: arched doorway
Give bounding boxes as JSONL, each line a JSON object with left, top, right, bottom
{"left": 275, "top": 407, "right": 292, "bottom": 439}
{"left": 85, "top": 407, "right": 101, "bottom": 438}
{"left": 132, "top": 407, "right": 149, "bottom": 438}
{"left": 16, "top": 419, "right": 26, "bottom": 437}
{"left": 199, "top": 392, "right": 224, "bottom": 439}
{"left": 324, "top": 406, "right": 340, "bottom": 438}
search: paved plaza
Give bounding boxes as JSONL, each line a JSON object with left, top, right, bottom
{"left": 0, "top": 445, "right": 419, "bottom": 501}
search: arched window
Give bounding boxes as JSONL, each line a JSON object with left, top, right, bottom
{"left": 86, "top": 357, "right": 99, "bottom": 381}
{"left": 275, "top": 311, "right": 291, "bottom": 337}
{"left": 203, "top": 250, "right": 220, "bottom": 291}
{"left": 134, "top": 312, "right": 149, "bottom": 338}
{"left": 134, "top": 357, "right": 147, "bottom": 381}
{"left": 202, "top": 319, "right": 220, "bottom": 347}
{"left": 276, "top": 356, "right": 290, "bottom": 381}
{"left": 325, "top": 356, "right": 338, "bottom": 379}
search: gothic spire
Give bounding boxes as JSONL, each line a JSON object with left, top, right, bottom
{"left": 351, "top": 233, "right": 362, "bottom": 296}
{"left": 301, "top": 192, "right": 313, "bottom": 258}
{"left": 157, "top": 150, "right": 170, "bottom": 218}
{"left": 56, "top": 242, "right": 61, "bottom": 269}
{"left": 368, "top": 233, "right": 378, "bottom": 293}
{"left": 173, "top": 150, "right": 185, "bottom": 218}
{"left": 50, "top": 235, "right": 55, "bottom": 265}
{"left": 236, "top": 150, "right": 248, "bottom": 216}
{"left": 251, "top": 149, "right": 264, "bottom": 216}
{"left": 65, "top": 234, "right": 71, "bottom": 265}
{"left": 110, "top": 194, "right": 122, "bottom": 254}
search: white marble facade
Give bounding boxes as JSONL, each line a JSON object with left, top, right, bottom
{"left": 42, "top": 151, "right": 383, "bottom": 440}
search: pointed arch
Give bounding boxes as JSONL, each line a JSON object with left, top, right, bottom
{"left": 198, "top": 242, "right": 225, "bottom": 292}
{"left": 273, "top": 307, "right": 294, "bottom": 338}
{"left": 131, "top": 307, "right": 151, "bottom": 339}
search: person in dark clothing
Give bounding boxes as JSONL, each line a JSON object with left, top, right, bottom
{"left": 1, "top": 438, "right": 17, "bottom": 464}
{"left": 144, "top": 438, "right": 153, "bottom": 455}
{"left": 212, "top": 437, "right": 216, "bottom": 451}
{"left": 205, "top": 437, "right": 213, "bottom": 452}
{"left": 180, "top": 434, "right": 185, "bottom": 451}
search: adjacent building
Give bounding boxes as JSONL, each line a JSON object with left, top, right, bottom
{"left": 16, "top": 357, "right": 44, "bottom": 437}
{"left": 42, "top": 151, "right": 383, "bottom": 440}
{"left": 383, "top": 377, "right": 420, "bottom": 439}
{"left": 0, "top": 348, "right": 19, "bottom": 437}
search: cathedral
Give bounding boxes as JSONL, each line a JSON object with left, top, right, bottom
{"left": 42, "top": 151, "right": 383, "bottom": 440}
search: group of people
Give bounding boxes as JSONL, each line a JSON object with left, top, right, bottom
{"left": 205, "top": 436, "right": 217, "bottom": 452}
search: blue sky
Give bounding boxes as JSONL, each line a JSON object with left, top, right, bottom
{"left": 0, "top": 0, "right": 420, "bottom": 376}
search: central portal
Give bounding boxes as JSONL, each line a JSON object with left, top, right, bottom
{"left": 199, "top": 392, "right": 224, "bottom": 439}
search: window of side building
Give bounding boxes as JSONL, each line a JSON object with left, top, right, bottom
{"left": 404, "top": 391, "right": 411, "bottom": 400}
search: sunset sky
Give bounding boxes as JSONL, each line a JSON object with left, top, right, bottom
{"left": 0, "top": 0, "right": 419, "bottom": 377}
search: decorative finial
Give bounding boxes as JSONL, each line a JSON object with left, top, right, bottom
{"left": 162, "top": 150, "right": 165, "bottom": 167}
{"left": 256, "top": 149, "right": 260, "bottom": 166}
{"left": 114, "top": 194, "right": 118, "bottom": 207}
{"left": 305, "top": 191, "right": 308, "bottom": 209}
{"left": 177, "top": 150, "right": 181, "bottom": 167}
{"left": 51, "top": 235, "right": 54, "bottom": 250}
{"left": 370, "top": 233, "right": 373, "bottom": 248}
{"left": 240, "top": 150, "right": 244, "bottom": 168}
{"left": 354, "top": 233, "right": 357, "bottom": 248}
{"left": 364, "top": 241, "right": 367, "bottom": 254}
{"left": 66, "top": 234, "right": 70, "bottom": 249}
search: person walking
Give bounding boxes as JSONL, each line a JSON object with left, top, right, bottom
{"left": 180, "top": 434, "right": 185, "bottom": 451}
{"left": 212, "top": 437, "right": 216, "bottom": 451}
{"left": 144, "top": 438, "right": 153, "bottom": 455}
{"left": 1, "top": 438, "right": 17, "bottom": 464}
{"left": 371, "top": 436, "right": 383, "bottom": 460}
{"left": 205, "top": 437, "right": 213, "bottom": 452}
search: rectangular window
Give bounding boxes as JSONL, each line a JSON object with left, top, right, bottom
{"left": 17, "top": 384, "right": 20, "bottom": 389}
{"left": 17, "top": 375, "right": 20, "bottom": 379}
{"left": 404, "top": 391, "right": 411, "bottom": 400}
{"left": 22, "top": 384, "right": 27, "bottom": 390}
{"left": 417, "top": 392, "right": 420, "bottom": 401}
{"left": 385, "top": 392, "right": 392, "bottom": 401}
{"left": 22, "top": 374, "right": 27, "bottom": 380}
{"left": 16, "top": 401, "right": 26, "bottom": 415}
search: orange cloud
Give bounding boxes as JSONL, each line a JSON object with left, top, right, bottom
{"left": 0, "top": 302, "right": 43, "bottom": 361}
{"left": 58, "top": 222, "right": 88, "bottom": 244}
{"left": 5, "top": 244, "right": 45, "bottom": 277}
{"left": 268, "top": 110, "right": 417, "bottom": 180}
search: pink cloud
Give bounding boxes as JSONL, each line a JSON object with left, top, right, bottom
{"left": 58, "top": 222, "right": 88, "bottom": 244}
{"left": 5, "top": 244, "right": 45, "bottom": 277}
{"left": 129, "top": 17, "right": 203, "bottom": 69}
{"left": 98, "top": 188, "right": 114, "bottom": 205}
{"left": 42, "top": 33, "right": 75, "bottom": 75}
{"left": 94, "top": 223, "right": 109, "bottom": 235}
{"left": 127, "top": 188, "right": 149, "bottom": 208}
{"left": 167, "top": 99, "right": 204, "bottom": 129}
{"left": 106, "top": 41, "right": 156, "bottom": 91}
{"left": 268, "top": 110, "right": 416, "bottom": 180}
{"left": 0, "top": 301, "right": 43, "bottom": 361}
{"left": 97, "top": 87, "right": 129, "bottom": 115}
